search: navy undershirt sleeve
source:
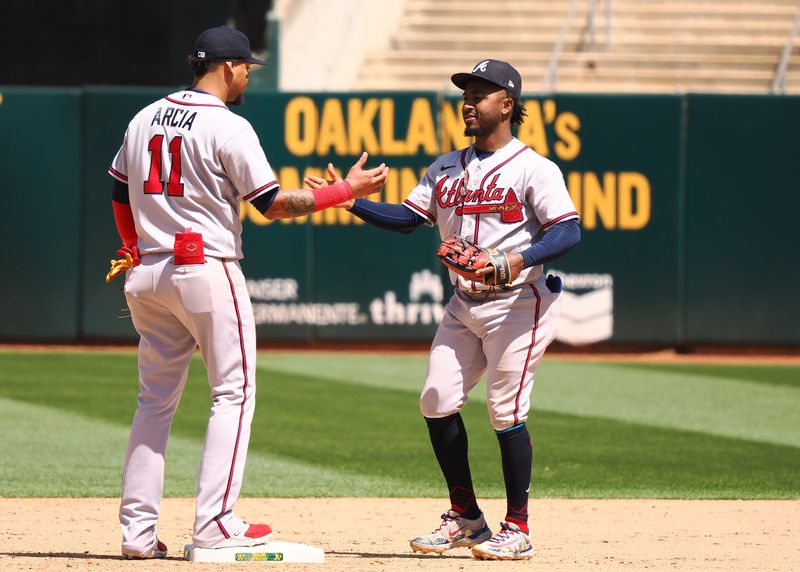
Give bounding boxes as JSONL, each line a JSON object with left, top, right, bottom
{"left": 252, "top": 187, "right": 281, "bottom": 214}
{"left": 521, "top": 219, "right": 581, "bottom": 267}
{"left": 112, "top": 178, "right": 130, "bottom": 204}
{"left": 349, "top": 198, "right": 426, "bottom": 234}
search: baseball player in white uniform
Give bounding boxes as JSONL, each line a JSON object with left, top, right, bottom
{"left": 308, "top": 59, "right": 580, "bottom": 560}
{"left": 106, "top": 26, "right": 388, "bottom": 559}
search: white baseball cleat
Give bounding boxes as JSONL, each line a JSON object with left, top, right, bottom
{"left": 200, "top": 523, "right": 273, "bottom": 549}
{"left": 122, "top": 538, "right": 168, "bottom": 559}
{"left": 471, "top": 520, "right": 534, "bottom": 560}
{"left": 410, "top": 510, "right": 492, "bottom": 554}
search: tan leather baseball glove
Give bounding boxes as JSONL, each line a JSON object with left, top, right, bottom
{"left": 436, "top": 235, "right": 512, "bottom": 287}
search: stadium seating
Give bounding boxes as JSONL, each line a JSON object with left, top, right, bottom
{"left": 355, "top": 0, "right": 800, "bottom": 93}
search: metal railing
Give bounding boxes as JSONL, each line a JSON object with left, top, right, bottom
{"left": 543, "top": 0, "right": 613, "bottom": 92}
{"left": 771, "top": 4, "right": 800, "bottom": 94}
{"left": 543, "top": 0, "right": 580, "bottom": 91}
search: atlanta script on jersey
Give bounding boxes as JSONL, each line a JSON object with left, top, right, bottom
{"left": 402, "top": 137, "right": 578, "bottom": 291}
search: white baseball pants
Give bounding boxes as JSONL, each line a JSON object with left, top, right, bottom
{"left": 119, "top": 253, "right": 257, "bottom": 553}
{"left": 420, "top": 273, "right": 562, "bottom": 430}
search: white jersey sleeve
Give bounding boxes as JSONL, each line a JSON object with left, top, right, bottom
{"left": 219, "top": 127, "right": 280, "bottom": 203}
{"left": 528, "top": 158, "right": 579, "bottom": 230}
{"left": 402, "top": 160, "right": 439, "bottom": 226}
{"left": 109, "top": 131, "right": 129, "bottom": 184}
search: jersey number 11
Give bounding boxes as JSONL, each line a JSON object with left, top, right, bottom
{"left": 144, "top": 134, "right": 184, "bottom": 197}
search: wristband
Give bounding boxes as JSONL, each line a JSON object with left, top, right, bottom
{"left": 311, "top": 180, "right": 353, "bottom": 212}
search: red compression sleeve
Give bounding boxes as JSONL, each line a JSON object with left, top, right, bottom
{"left": 311, "top": 180, "right": 353, "bottom": 212}
{"left": 112, "top": 200, "right": 138, "bottom": 247}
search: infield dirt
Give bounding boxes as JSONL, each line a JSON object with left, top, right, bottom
{"left": 1, "top": 498, "right": 797, "bottom": 571}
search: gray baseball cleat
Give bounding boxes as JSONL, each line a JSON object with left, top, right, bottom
{"left": 410, "top": 510, "right": 493, "bottom": 554}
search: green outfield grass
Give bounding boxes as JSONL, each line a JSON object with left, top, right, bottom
{"left": 0, "top": 350, "right": 798, "bottom": 499}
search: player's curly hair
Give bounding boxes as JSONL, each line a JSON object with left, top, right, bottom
{"left": 508, "top": 92, "right": 527, "bottom": 127}
{"left": 187, "top": 56, "right": 221, "bottom": 78}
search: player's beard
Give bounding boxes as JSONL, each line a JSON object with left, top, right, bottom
{"left": 463, "top": 113, "right": 482, "bottom": 136}
{"left": 228, "top": 94, "right": 245, "bottom": 106}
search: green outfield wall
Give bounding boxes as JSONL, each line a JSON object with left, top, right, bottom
{"left": 0, "top": 88, "right": 797, "bottom": 346}
{"left": 684, "top": 95, "right": 800, "bottom": 345}
{"left": 0, "top": 89, "right": 83, "bottom": 340}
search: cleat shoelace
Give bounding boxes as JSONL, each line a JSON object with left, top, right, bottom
{"left": 488, "top": 523, "right": 514, "bottom": 543}
{"left": 431, "top": 513, "right": 456, "bottom": 534}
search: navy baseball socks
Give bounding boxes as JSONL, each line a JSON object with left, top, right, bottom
{"left": 410, "top": 414, "right": 493, "bottom": 554}
{"left": 424, "top": 413, "right": 482, "bottom": 519}
{"left": 496, "top": 423, "right": 532, "bottom": 533}
{"left": 413, "top": 415, "right": 534, "bottom": 559}
{"left": 470, "top": 423, "right": 534, "bottom": 560}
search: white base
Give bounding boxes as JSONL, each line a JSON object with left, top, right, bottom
{"left": 184, "top": 542, "right": 325, "bottom": 563}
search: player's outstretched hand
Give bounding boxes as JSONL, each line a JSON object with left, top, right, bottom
{"left": 304, "top": 175, "right": 327, "bottom": 189}
{"left": 345, "top": 152, "right": 388, "bottom": 199}
{"left": 304, "top": 164, "right": 354, "bottom": 209}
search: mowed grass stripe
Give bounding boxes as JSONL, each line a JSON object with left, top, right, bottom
{"left": 0, "top": 397, "right": 133, "bottom": 497}
{"left": 529, "top": 410, "right": 800, "bottom": 499}
{"left": 614, "top": 362, "right": 800, "bottom": 389}
{"left": 0, "top": 352, "right": 435, "bottom": 496}
{"left": 0, "top": 397, "right": 412, "bottom": 498}
{"left": 257, "top": 352, "right": 428, "bottom": 393}
{"left": 2, "top": 388, "right": 798, "bottom": 499}
{"left": 257, "top": 354, "right": 800, "bottom": 448}
{"left": 252, "top": 369, "right": 800, "bottom": 499}
{"left": 532, "top": 362, "right": 800, "bottom": 448}
{"left": 1, "top": 351, "right": 799, "bottom": 499}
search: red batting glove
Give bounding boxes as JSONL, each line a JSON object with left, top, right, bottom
{"left": 116, "top": 245, "right": 140, "bottom": 267}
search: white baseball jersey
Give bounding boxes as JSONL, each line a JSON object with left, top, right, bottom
{"left": 108, "top": 89, "right": 279, "bottom": 259}
{"left": 405, "top": 137, "right": 578, "bottom": 435}
{"left": 403, "top": 137, "right": 578, "bottom": 291}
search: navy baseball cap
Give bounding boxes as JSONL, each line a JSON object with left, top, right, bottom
{"left": 192, "top": 26, "right": 265, "bottom": 64}
{"left": 452, "top": 59, "right": 522, "bottom": 99}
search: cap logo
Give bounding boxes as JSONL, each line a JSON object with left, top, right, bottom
{"left": 508, "top": 80, "right": 515, "bottom": 88}
{"left": 197, "top": 51, "right": 206, "bottom": 58}
{"left": 473, "top": 60, "right": 490, "bottom": 73}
